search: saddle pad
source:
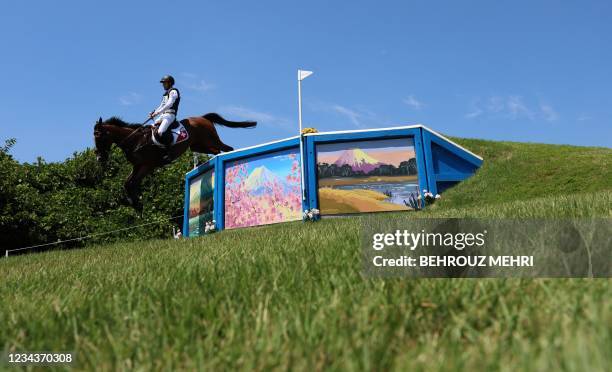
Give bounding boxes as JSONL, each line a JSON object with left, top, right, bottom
{"left": 151, "top": 121, "right": 189, "bottom": 147}
{"left": 171, "top": 121, "right": 189, "bottom": 144}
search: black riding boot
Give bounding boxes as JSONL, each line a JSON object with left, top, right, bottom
{"left": 154, "top": 130, "right": 174, "bottom": 164}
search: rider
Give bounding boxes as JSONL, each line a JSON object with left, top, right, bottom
{"left": 149, "top": 75, "right": 181, "bottom": 154}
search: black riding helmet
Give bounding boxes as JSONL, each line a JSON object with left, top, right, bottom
{"left": 160, "top": 75, "right": 175, "bottom": 85}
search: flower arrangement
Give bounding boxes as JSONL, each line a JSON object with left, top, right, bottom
{"left": 173, "top": 229, "right": 183, "bottom": 239}
{"left": 422, "top": 189, "right": 441, "bottom": 205}
{"left": 204, "top": 220, "right": 217, "bottom": 234}
{"left": 301, "top": 127, "right": 318, "bottom": 134}
{"left": 303, "top": 208, "right": 320, "bottom": 222}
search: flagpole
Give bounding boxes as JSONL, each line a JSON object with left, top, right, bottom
{"left": 297, "top": 69, "right": 313, "bottom": 203}
{"left": 298, "top": 69, "right": 305, "bottom": 202}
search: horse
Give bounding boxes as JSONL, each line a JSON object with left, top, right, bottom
{"left": 93, "top": 113, "right": 256, "bottom": 209}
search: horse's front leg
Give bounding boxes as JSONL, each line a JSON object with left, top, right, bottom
{"left": 125, "top": 164, "right": 154, "bottom": 211}
{"left": 124, "top": 167, "right": 138, "bottom": 207}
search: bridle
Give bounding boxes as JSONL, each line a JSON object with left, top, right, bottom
{"left": 117, "top": 117, "right": 154, "bottom": 147}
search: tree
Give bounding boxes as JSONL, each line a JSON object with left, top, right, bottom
{"left": 0, "top": 138, "right": 16, "bottom": 154}
{"left": 0, "top": 143, "right": 204, "bottom": 257}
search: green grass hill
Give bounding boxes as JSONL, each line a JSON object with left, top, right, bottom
{"left": 1, "top": 138, "right": 610, "bottom": 371}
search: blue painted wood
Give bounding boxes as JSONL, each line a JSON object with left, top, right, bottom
{"left": 421, "top": 130, "right": 438, "bottom": 196}
{"left": 430, "top": 143, "right": 478, "bottom": 176}
{"left": 305, "top": 136, "right": 318, "bottom": 210}
{"left": 183, "top": 125, "right": 483, "bottom": 236}
{"left": 414, "top": 128, "right": 429, "bottom": 207}
{"left": 216, "top": 156, "right": 226, "bottom": 231}
{"left": 299, "top": 135, "right": 310, "bottom": 212}
{"left": 307, "top": 128, "right": 421, "bottom": 144}
{"left": 212, "top": 156, "right": 222, "bottom": 231}
{"left": 428, "top": 133, "right": 483, "bottom": 167}
{"left": 182, "top": 175, "right": 191, "bottom": 237}
{"left": 435, "top": 173, "right": 475, "bottom": 182}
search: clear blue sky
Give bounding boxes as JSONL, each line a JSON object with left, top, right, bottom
{"left": 1, "top": 0, "right": 610, "bottom": 163}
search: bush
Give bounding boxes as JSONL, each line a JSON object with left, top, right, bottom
{"left": 0, "top": 140, "right": 205, "bottom": 256}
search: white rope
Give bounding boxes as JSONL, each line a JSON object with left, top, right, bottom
{"left": 4, "top": 215, "right": 183, "bottom": 257}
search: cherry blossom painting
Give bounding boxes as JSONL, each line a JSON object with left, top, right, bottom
{"left": 224, "top": 148, "right": 302, "bottom": 229}
{"left": 188, "top": 169, "right": 214, "bottom": 236}
{"left": 316, "top": 138, "right": 419, "bottom": 214}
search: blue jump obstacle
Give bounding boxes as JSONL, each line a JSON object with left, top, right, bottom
{"left": 183, "top": 125, "right": 483, "bottom": 237}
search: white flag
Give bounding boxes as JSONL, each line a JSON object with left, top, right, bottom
{"left": 298, "top": 70, "right": 313, "bottom": 81}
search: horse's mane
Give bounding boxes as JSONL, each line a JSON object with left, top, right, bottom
{"left": 105, "top": 116, "right": 142, "bottom": 129}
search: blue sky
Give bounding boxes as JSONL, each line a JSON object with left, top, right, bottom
{"left": 1, "top": 0, "right": 610, "bottom": 163}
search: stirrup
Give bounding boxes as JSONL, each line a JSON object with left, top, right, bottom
{"left": 151, "top": 131, "right": 168, "bottom": 148}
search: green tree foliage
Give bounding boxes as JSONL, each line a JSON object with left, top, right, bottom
{"left": 1, "top": 138, "right": 16, "bottom": 154}
{"left": 0, "top": 141, "right": 206, "bottom": 256}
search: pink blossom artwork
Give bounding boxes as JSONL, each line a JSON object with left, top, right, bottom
{"left": 224, "top": 149, "right": 302, "bottom": 229}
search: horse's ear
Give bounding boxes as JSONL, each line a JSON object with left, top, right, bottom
{"left": 97, "top": 117, "right": 102, "bottom": 124}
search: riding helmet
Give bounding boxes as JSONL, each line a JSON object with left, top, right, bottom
{"left": 160, "top": 75, "right": 175, "bottom": 85}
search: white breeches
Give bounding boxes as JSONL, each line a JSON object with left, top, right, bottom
{"left": 156, "top": 113, "right": 176, "bottom": 134}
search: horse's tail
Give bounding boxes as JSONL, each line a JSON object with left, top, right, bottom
{"left": 203, "top": 113, "right": 257, "bottom": 128}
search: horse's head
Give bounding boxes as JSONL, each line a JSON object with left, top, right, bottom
{"left": 93, "top": 117, "right": 112, "bottom": 165}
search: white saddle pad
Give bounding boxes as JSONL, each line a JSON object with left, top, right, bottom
{"left": 151, "top": 122, "right": 189, "bottom": 146}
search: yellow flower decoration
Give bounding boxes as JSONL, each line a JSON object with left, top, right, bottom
{"left": 301, "top": 127, "right": 318, "bottom": 134}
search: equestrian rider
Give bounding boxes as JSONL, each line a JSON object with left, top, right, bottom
{"left": 149, "top": 75, "right": 180, "bottom": 150}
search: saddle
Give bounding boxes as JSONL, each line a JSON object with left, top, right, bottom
{"left": 151, "top": 120, "right": 189, "bottom": 147}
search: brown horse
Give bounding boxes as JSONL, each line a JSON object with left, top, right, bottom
{"left": 94, "top": 113, "right": 256, "bottom": 209}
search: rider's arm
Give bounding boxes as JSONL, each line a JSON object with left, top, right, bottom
{"left": 153, "top": 90, "right": 178, "bottom": 116}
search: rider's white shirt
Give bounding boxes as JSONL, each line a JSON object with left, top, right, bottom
{"left": 153, "top": 89, "right": 179, "bottom": 116}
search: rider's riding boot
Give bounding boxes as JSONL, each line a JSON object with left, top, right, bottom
{"left": 156, "top": 130, "right": 174, "bottom": 164}
{"left": 154, "top": 130, "right": 171, "bottom": 147}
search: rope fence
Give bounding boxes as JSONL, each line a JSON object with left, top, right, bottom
{"left": 4, "top": 215, "right": 183, "bottom": 258}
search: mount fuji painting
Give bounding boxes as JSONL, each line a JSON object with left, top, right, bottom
{"left": 332, "top": 148, "right": 385, "bottom": 173}
{"left": 316, "top": 138, "right": 419, "bottom": 215}
{"left": 244, "top": 165, "right": 292, "bottom": 195}
{"left": 225, "top": 148, "right": 302, "bottom": 229}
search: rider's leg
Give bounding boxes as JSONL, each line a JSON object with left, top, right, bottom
{"left": 158, "top": 113, "right": 175, "bottom": 135}
{"left": 156, "top": 113, "right": 175, "bottom": 147}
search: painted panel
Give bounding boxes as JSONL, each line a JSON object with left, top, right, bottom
{"left": 188, "top": 169, "right": 214, "bottom": 236}
{"left": 316, "top": 138, "right": 420, "bottom": 214}
{"left": 224, "top": 148, "right": 302, "bottom": 229}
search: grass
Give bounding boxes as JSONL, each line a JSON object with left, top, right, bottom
{"left": 440, "top": 137, "right": 612, "bottom": 208}
{"left": 1, "top": 138, "right": 611, "bottom": 371}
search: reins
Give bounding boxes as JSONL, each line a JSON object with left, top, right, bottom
{"left": 116, "top": 117, "right": 153, "bottom": 147}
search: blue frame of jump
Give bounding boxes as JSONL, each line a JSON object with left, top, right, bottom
{"left": 183, "top": 125, "right": 484, "bottom": 237}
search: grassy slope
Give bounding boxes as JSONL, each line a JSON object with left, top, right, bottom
{"left": 440, "top": 137, "right": 612, "bottom": 208}
{"left": 1, "top": 139, "right": 611, "bottom": 371}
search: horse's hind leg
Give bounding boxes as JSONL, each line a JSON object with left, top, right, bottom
{"left": 208, "top": 127, "right": 234, "bottom": 152}
{"left": 189, "top": 142, "right": 222, "bottom": 155}
{"left": 189, "top": 120, "right": 233, "bottom": 154}
{"left": 219, "top": 142, "right": 233, "bottom": 152}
